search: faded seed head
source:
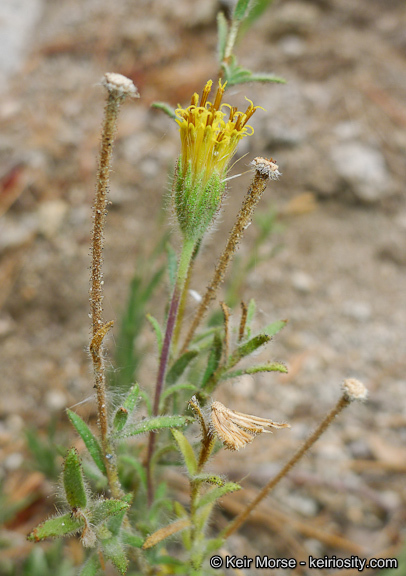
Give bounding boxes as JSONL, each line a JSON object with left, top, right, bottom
{"left": 342, "top": 378, "right": 368, "bottom": 402}
{"left": 251, "top": 156, "right": 281, "bottom": 180}
{"left": 210, "top": 400, "right": 290, "bottom": 451}
{"left": 102, "top": 73, "right": 140, "bottom": 99}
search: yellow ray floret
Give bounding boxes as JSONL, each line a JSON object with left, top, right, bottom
{"left": 175, "top": 79, "right": 261, "bottom": 186}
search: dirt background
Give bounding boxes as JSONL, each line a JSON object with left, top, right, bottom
{"left": 0, "top": 0, "right": 405, "bottom": 573}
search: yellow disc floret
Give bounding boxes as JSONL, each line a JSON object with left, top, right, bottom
{"left": 175, "top": 79, "right": 260, "bottom": 188}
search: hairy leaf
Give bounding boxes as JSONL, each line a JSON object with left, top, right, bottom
{"left": 101, "top": 536, "right": 128, "bottom": 575}
{"left": 151, "top": 102, "right": 177, "bottom": 120}
{"left": 166, "top": 350, "right": 198, "bottom": 386}
{"left": 201, "top": 331, "right": 223, "bottom": 388}
{"left": 172, "top": 429, "right": 197, "bottom": 476}
{"left": 113, "top": 383, "right": 140, "bottom": 432}
{"left": 115, "top": 415, "right": 192, "bottom": 438}
{"left": 28, "top": 513, "right": 84, "bottom": 541}
{"left": 79, "top": 554, "right": 101, "bottom": 576}
{"left": 234, "top": 0, "right": 250, "bottom": 20}
{"left": 63, "top": 448, "right": 87, "bottom": 510}
{"left": 91, "top": 499, "right": 130, "bottom": 525}
{"left": 66, "top": 410, "right": 106, "bottom": 475}
{"left": 146, "top": 314, "right": 163, "bottom": 355}
{"left": 217, "top": 11, "right": 228, "bottom": 62}
{"left": 197, "top": 482, "right": 241, "bottom": 510}
{"left": 222, "top": 362, "right": 288, "bottom": 380}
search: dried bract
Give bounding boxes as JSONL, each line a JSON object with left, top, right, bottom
{"left": 210, "top": 400, "right": 290, "bottom": 451}
{"left": 251, "top": 156, "right": 281, "bottom": 180}
{"left": 342, "top": 378, "right": 368, "bottom": 402}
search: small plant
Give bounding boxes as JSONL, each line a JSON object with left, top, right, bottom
{"left": 28, "top": 2, "right": 368, "bottom": 574}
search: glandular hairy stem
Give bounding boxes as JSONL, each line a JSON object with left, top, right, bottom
{"left": 146, "top": 238, "right": 196, "bottom": 505}
{"left": 181, "top": 158, "right": 280, "bottom": 353}
{"left": 90, "top": 73, "right": 138, "bottom": 498}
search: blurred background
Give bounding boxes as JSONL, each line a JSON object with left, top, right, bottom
{"left": 0, "top": 0, "right": 405, "bottom": 573}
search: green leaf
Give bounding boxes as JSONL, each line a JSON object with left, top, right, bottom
{"left": 91, "top": 499, "right": 130, "bottom": 526}
{"left": 108, "top": 494, "right": 132, "bottom": 536}
{"left": 166, "top": 350, "right": 198, "bottom": 386}
{"left": 66, "top": 410, "right": 106, "bottom": 475}
{"left": 151, "top": 101, "right": 177, "bottom": 120}
{"left": 201, "top": 331, "right": 222, "bottom": 388}
{"left": 246, "top": 72, "right": 286, "bottom": 84}
{"left": 263, "top": 319, "right": 288, "bottom": 337}
{"left": 197, "top": 482, "right": 241, "bottom": 510}
{"left": 113, "top": 383, "right": 140, "bottom": 432}
{"left": 160, "top": 382, "right": 197, "bottom": 409}
{"left": 222, "top": 361, "right": 288, "bottom": 380}
{"left": 193, "top": 474, "right": 225, "bottom": 486}
{"left": 115, "top": 415, "right": 192, "bottom": 438}
{"left": 63, "top": 447, "right": 87, "bottom": 509}
{"left": 101, "top": 536, "right": 128, "bottom": 575}
{"left": 171, "top": 429, "right": 197, "bottom": 476}
{"left": 217, "top": 11, "right": 228, "bottom": 62}
{"left": 121, "top": 530, "right": 144, "bottom": 548}
{"left": 234, "top": 0, "right": 250, "bottom": 20}
{"left": 119, "top": 454, "right": 147, "bottom": 490}
{"left": 146, "top": 314, "right": 163, "bottom": 355}
{"left": 28, "top": 513, "right": 84, "bottom": 541}
{"left": 79, "top": 554, "right": 102, "bottom": 576}
{"left": 228, "top": 333, "right": 271, "bottom": 367}
{"left": 246, "top": 298, "right": 256, "bottom": 326}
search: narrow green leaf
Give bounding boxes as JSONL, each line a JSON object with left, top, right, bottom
{"left": 91, "top": 499, "right": 130, "bottom": 526}
{"left": 28, "top": 513, "right": 84, "bottom": 541}
{"left": 197, "top": 482, "right": 241, "bottom": 510}
{"left": 101, "top": 536, "right": 128, "bottom": 575}
{"left": 108, "top": 494, "right": 132, "bottom": 536}
{"left": 217, "top": 11, "right": 228, "bottom": 62}
{"left": 246, "top": 298, "right": 256, "bottom": 326}
{"left": 79, "top": 554, "right": 101, "bottom": 576}
{"left": 115, "top": 415, "right": 192, "bottom": 439}
{"left": 205, "top": 537, "right": 225, "bottom": 555}
{"left": 222, "top": 362, "right": 288, "bottom": 380}
{"left": 263, "top": 319, "right": 288, "bottom": 337}
{"left": 201, "top": 331, "right": 222, "bottom": 388}
{"left": 193, "top": 474, "right": 225, "bottom": 486}
{"left": 166, "top": 350, "right": 198, "bottom": 386}
{"left": 160, "top": 382, "right": 197, "bottom": 407}
{"left": 113, "top": 383, "right": 140, "bottom": 432}
{"left": 139, "top": 389, "right": 152, "bottom": 416}
{"left": 151, "top": 101, "right": 177, "bottom": 120}
{"left": 63, "top": 447, "right": 87, "bottom": 509}
{"left": 234, "top": 0, "right": 250, "bottom": 20}
{"left": 228, "top": 333, "right": 271, "bottom": 367}
{"left": 66, "top": 410, "right": 106, "bottom": 475}
{"left": 171, "top": 429, "right": 197, "bottom": 476}
{"left": 119, "top": 454, "right": 147, "bottom": 490}
{"left": 247, "top": 72, "right": 286, "bottom": 84}
{"left": 121, "top": 530, "right": 144, "bottom": 548}
{"left": 146, "top": 314, "right": 163, "bottom": 355}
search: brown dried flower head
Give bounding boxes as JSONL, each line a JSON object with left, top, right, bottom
{"left": 210, "top": 401, "right": 290, "bottom": 451}
{"left": 251, "top": 156, "right": 281, "bottom": 180}
{"left": 342, "top": 378, "right": 368, "bottom": 402}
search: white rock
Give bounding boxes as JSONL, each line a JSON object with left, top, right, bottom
{"left": 330, "top": 142, "right": 389, "bottom": 202}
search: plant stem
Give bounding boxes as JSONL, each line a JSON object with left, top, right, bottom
{"left": 180, "top": 169, "right": 271, "bottom": 353}
{"left": 146, "top": 238, "right": 195, "bottom": 504}
{"left": 90, "top": 74, "right": 138, "bottom": 498}
{"left": 222, "top": 394, "right": 351, "bottom": 539}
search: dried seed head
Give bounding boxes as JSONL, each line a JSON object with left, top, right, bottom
{"left": 342, "top": 378, "right": 368, "bottom": 402}
{"left": 210, "top": 400, "right": 290, "bottom": 451}
{"left": 251, "top": 156, "right": 281, "bottom": 180}
{"left": 102, "top": 73, "right": 139, "bottom": 99}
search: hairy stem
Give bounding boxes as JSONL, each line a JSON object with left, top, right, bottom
{"left": 90, "top": 74, "right": 137, "bottom": 498}
{"left": 146, "top": 238, "right": 195, "bottom": 504}
{"left": 181, "top": 170, "right": 270, "bottom": 353}
{"left": 222, "top": 394, "right": 351, "bottom": 539}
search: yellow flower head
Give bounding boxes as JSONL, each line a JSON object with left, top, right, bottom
{"left": 175, "top": 79, "right": 260, "bottom": 187}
